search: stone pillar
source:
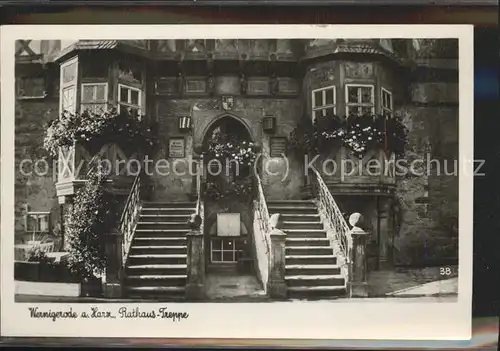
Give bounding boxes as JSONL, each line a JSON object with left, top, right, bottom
{"left": 186, "top": 214, "right": 205, "bottom": 300}
{"left": 347, "top": 213, "right": 369, "bottom": 298}
{"left": 103, "top": 228, "right": 123, "bottom": 298}
{"left": 267, "top": 226, "right": 287, "bottom": 299}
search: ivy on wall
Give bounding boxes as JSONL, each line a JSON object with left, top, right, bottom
{"left": 43, "top": 108, "right": 159, "bottom": 158}
{"left": 288, "top": 114, "right": 409, "bottom": 158}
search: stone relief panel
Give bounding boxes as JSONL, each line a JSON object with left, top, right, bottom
{"left": 156, "top": 40, "right": 176, "bottom": 54}
{"left": 185, "top": 39, "right": 206, "bottom": 54}
{"left": 277, "top": 78, "right": 299, "bottom": 94}
{"left": 308, "top": 63, "right": 337, "bottom": 90}
{"left": 343, "top": 62, "right": 374, "bottom": 78}
{"left": 214, "top": 39, "right": 238, "bottom": 59}
{"left": 156, "top": 78, "right": 177, "bottom": 95}
{"left": 247, "top": 77, "right": 270, "bottom": 95}
{"left": 215, "top": 76, "right": 240, "bottom": 95}
{"left": 185, "top": 78, "right": 207, "bottom": 93}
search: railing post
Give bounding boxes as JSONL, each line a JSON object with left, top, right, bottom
{"left": 347, "top": 213, "right": 369, "bottom": 298}
{"left": 185, "top": 214, "right": 205, "bottom": 300}
{"left": 267, "top": 214, "right": 287, "bottom": 299}
{"left": 102, "top": 227, "right": 123, "bottom": 298}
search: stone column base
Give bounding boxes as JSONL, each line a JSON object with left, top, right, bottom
{"left": 185, "top": 283, "right": 205, "bottom": 301}
{"left": 348, "top": 282, "right": 369, "bottom": 298}
{"left": 267, "top": 280, "right": 287, "bottom": 299}
{"left": 103, "top": 282, "right": 122, "bottom": 299}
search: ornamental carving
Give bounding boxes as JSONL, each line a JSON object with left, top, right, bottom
{"left": 344, "top": 62, "right": 373, "bottom": 78}
{"left": 311, "top": 67, "right": 335, "bottom": 82}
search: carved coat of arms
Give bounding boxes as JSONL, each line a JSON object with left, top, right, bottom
{"left": 221, "top": 95, "right": 234, "bottom": 111}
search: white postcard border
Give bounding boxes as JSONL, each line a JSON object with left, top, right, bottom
{"left": 1, "top": 24, "right": 473, "bottom": 340}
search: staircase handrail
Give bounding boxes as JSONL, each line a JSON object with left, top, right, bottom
{"left": 119, "top": 165, "right": 143, "bottom": 267}
{"left": 194, "top": 161, "right": 204, "bottom": 231}
{"left": 254, "top": 170, "right": 272, "bottom": 253}
{"left": 310, "top": 166, "right": 352, "bottom": 261}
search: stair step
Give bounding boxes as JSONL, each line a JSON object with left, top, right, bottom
{"left": 127, "top": 274, "right": 187, "bottom": 279}
{"left": 286, "top": 255, "right": 337, "bottom": 265}
{"left": 286, "top": 238, "right": 330, "bottom": 247}
{"left": 128, "top": 254, "right": 187, "bottom": 265}
{"left": 287, "top": 285, "right": 346, "bottom": 298}
{"left": 130, "top": 246, "right": 187, "bottom": 255}
{"left": 285, "top": 275, "right": 345, "bottom": 287}
{"left": 134, "top": 229, "right": 189, "bottom": 237}
{"left": 268, "top": 207, "right": 318, "bottom": 215}
{"left": 125, "top": 275, "right": 187, "bottom": 287}
{"left": 142, "top": 202, "right": 195, "bottom": 209}
{"left": 141, "top": 208, "right": 194, "bottom": 215}
{"left": 267, "top": 200, "right": 315, "bottom": 207}
{"left": 133, "top": 237, "right": 187, "bottom": 245}
{"left": 285, "top": 247, "right": 332, "bottom": 255}
{"left": 140, "top": 214, "right": 192, "bottom": 221}
{"left": 125, "top": 264, "right": 187, "bottom": 275}
{"left": 124, "top": 286, "right": 186, "bottom": 298}
{"left": 282, "top": 221, "right": 323, "bottom": 230}
{"left": 136, "top": 222, "right": 189, "bottom": 229}
{"left": 285, "top": 264, "right": 341, "bottom": 275}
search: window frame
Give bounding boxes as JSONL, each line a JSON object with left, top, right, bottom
{"left": 381, "top": 87, "right": 393, "bottom": 118}
{"left": 344, "top": 83, "right": 375, "bottom": 117}
{"left": 59, "top": 56, "right": 79, "bottom": 114}
{"left": 311, "top": 85, "right": 336, "bottom": 121}
{"left": 16, "top": 76, "right": 46, "bottom": 100}
{"left": 80, "top": 82, "right": 108, "bottom": 114}
{"left": 211, "top": 238, "right": 240, "bottom": 263}
{"left": 117, "top": 83, "right": 142, "bottom": 116}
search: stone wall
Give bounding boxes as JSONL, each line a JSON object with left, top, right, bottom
{"left": 15, "top": 98, "right": 61, "bottom": 242}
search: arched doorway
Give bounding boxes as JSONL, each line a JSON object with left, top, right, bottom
{"left": 201, "top": 115, "right": 256, "bottom": 274}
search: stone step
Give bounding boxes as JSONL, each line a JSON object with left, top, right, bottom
{"left": 124, "top": 286, "right": 185, "bottom": 299}
{"left": 285, "top": 275, "right": 345, "bottom": 287}
{"left": 282, "top": 221, "right": 323, "bottom": 230}
{"left": 285, "top": 246, "right": 332, "bottom": 255}
{"left": 286, "top": 255, "right": 337, "bottom": 265}
{"left": 285, "top": 231, "right": 327, "bottom": 239}
{"left": 141, "top": 208, "right": 194, "bottom": 215}
{"left": 279, "top": 214, "right": 321, "bottom": 222}
{"left": 140, "top": 214, "right": 192, "bottom": 222}
{"left": 136, "top": 222, "right": 189, "bottom": 230}
{"left": 268, "top": 207, "right": 318, "bottom": 215}
{"left": 142, "top": 202, "right": 196, "bottom": 209}
{"left": 133, "top": 237, "right": 188, "bottom": 246}
{"left": 287, "top": 285, "right": 346, "bottom": 299}
{"left": 130, "top": 246, "right": 187, "bottom": 255}
{"left": 128, "top": 254, "right": 187, "bottom": 265}
{"left": 285, "top": 264, "right": 341, "bottom": 276}
{"left": 124, "top": 275, "right": 187, "bottom": 287}
{"left": 125, "top": 264, "right": 187, "bottom": 275}
{"left": 267, "top": 200, "right": 316, "bottom": 207}
{"left": 286, "top": 238, "right": 330, "bottom": 247}
{"left": 134, "top": 229, "right": 190, "bottom": 237}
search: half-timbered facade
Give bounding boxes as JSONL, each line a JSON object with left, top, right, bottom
{"left": 14, "top": 38, "right": 459, "bottom": 299}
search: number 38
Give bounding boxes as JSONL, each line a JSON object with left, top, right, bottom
{"left": 440, "top": 267, "right": 452, "bottom": 275}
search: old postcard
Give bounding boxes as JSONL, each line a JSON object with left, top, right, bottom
{"left": 1, "top": 24, "right": 473, "bottom": 341}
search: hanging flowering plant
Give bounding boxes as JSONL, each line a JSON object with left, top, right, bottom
{"left": 289, "top": 113, "right": 408, "bottom": 158}
{"left": 65, "top": 169, "right": 118, "bottom": 280}
{"left": 43, "top": 107, "right": 158, "bottom": 158}
{"left": 202, "top": 131, "right": 258, "bottom": 201}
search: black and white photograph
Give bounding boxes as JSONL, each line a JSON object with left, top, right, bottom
{"left": 1, "top": 25, "right": 473, "bottom": 340}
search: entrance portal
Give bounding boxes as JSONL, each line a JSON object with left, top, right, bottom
{"left": 201, "top": 115, "right": 255, "bottom": 274}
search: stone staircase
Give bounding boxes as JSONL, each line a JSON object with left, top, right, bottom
{"left": 123, "top": 201, "right": 196, "bottom": 300}
{"left": 267, "top": 200, "right": 346, "bottom": 299}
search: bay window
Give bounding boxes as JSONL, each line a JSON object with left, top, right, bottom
{"left": 118, "top": 83, "right": 142, "bottom": 117}
{"left": 311, "top": 86, "right": 336, "bottom": 120}
{"left": 345, "top": 84, "right": 375, "bottom": 117}
{"left": 381, "top": 88, "right": 393, "bottom": 117}
{"left": 81, "top": 83, "right": 108, "bottom": 114}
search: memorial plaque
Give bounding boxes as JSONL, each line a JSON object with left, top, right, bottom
{"left": 217, "top": 213, "right": 241, "bottom": 237}
{"left": 169, "top": 137, "right": 185, "bottom": 158}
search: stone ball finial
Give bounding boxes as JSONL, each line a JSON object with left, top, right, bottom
{"left": 187, "top": 214, "right": 202, "bottom": 230}
{"left": 270, "top": 213, "right": 281, "bottom": 229}
{"left": 349, "top": 213, "right": 364, "bottom": 228}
